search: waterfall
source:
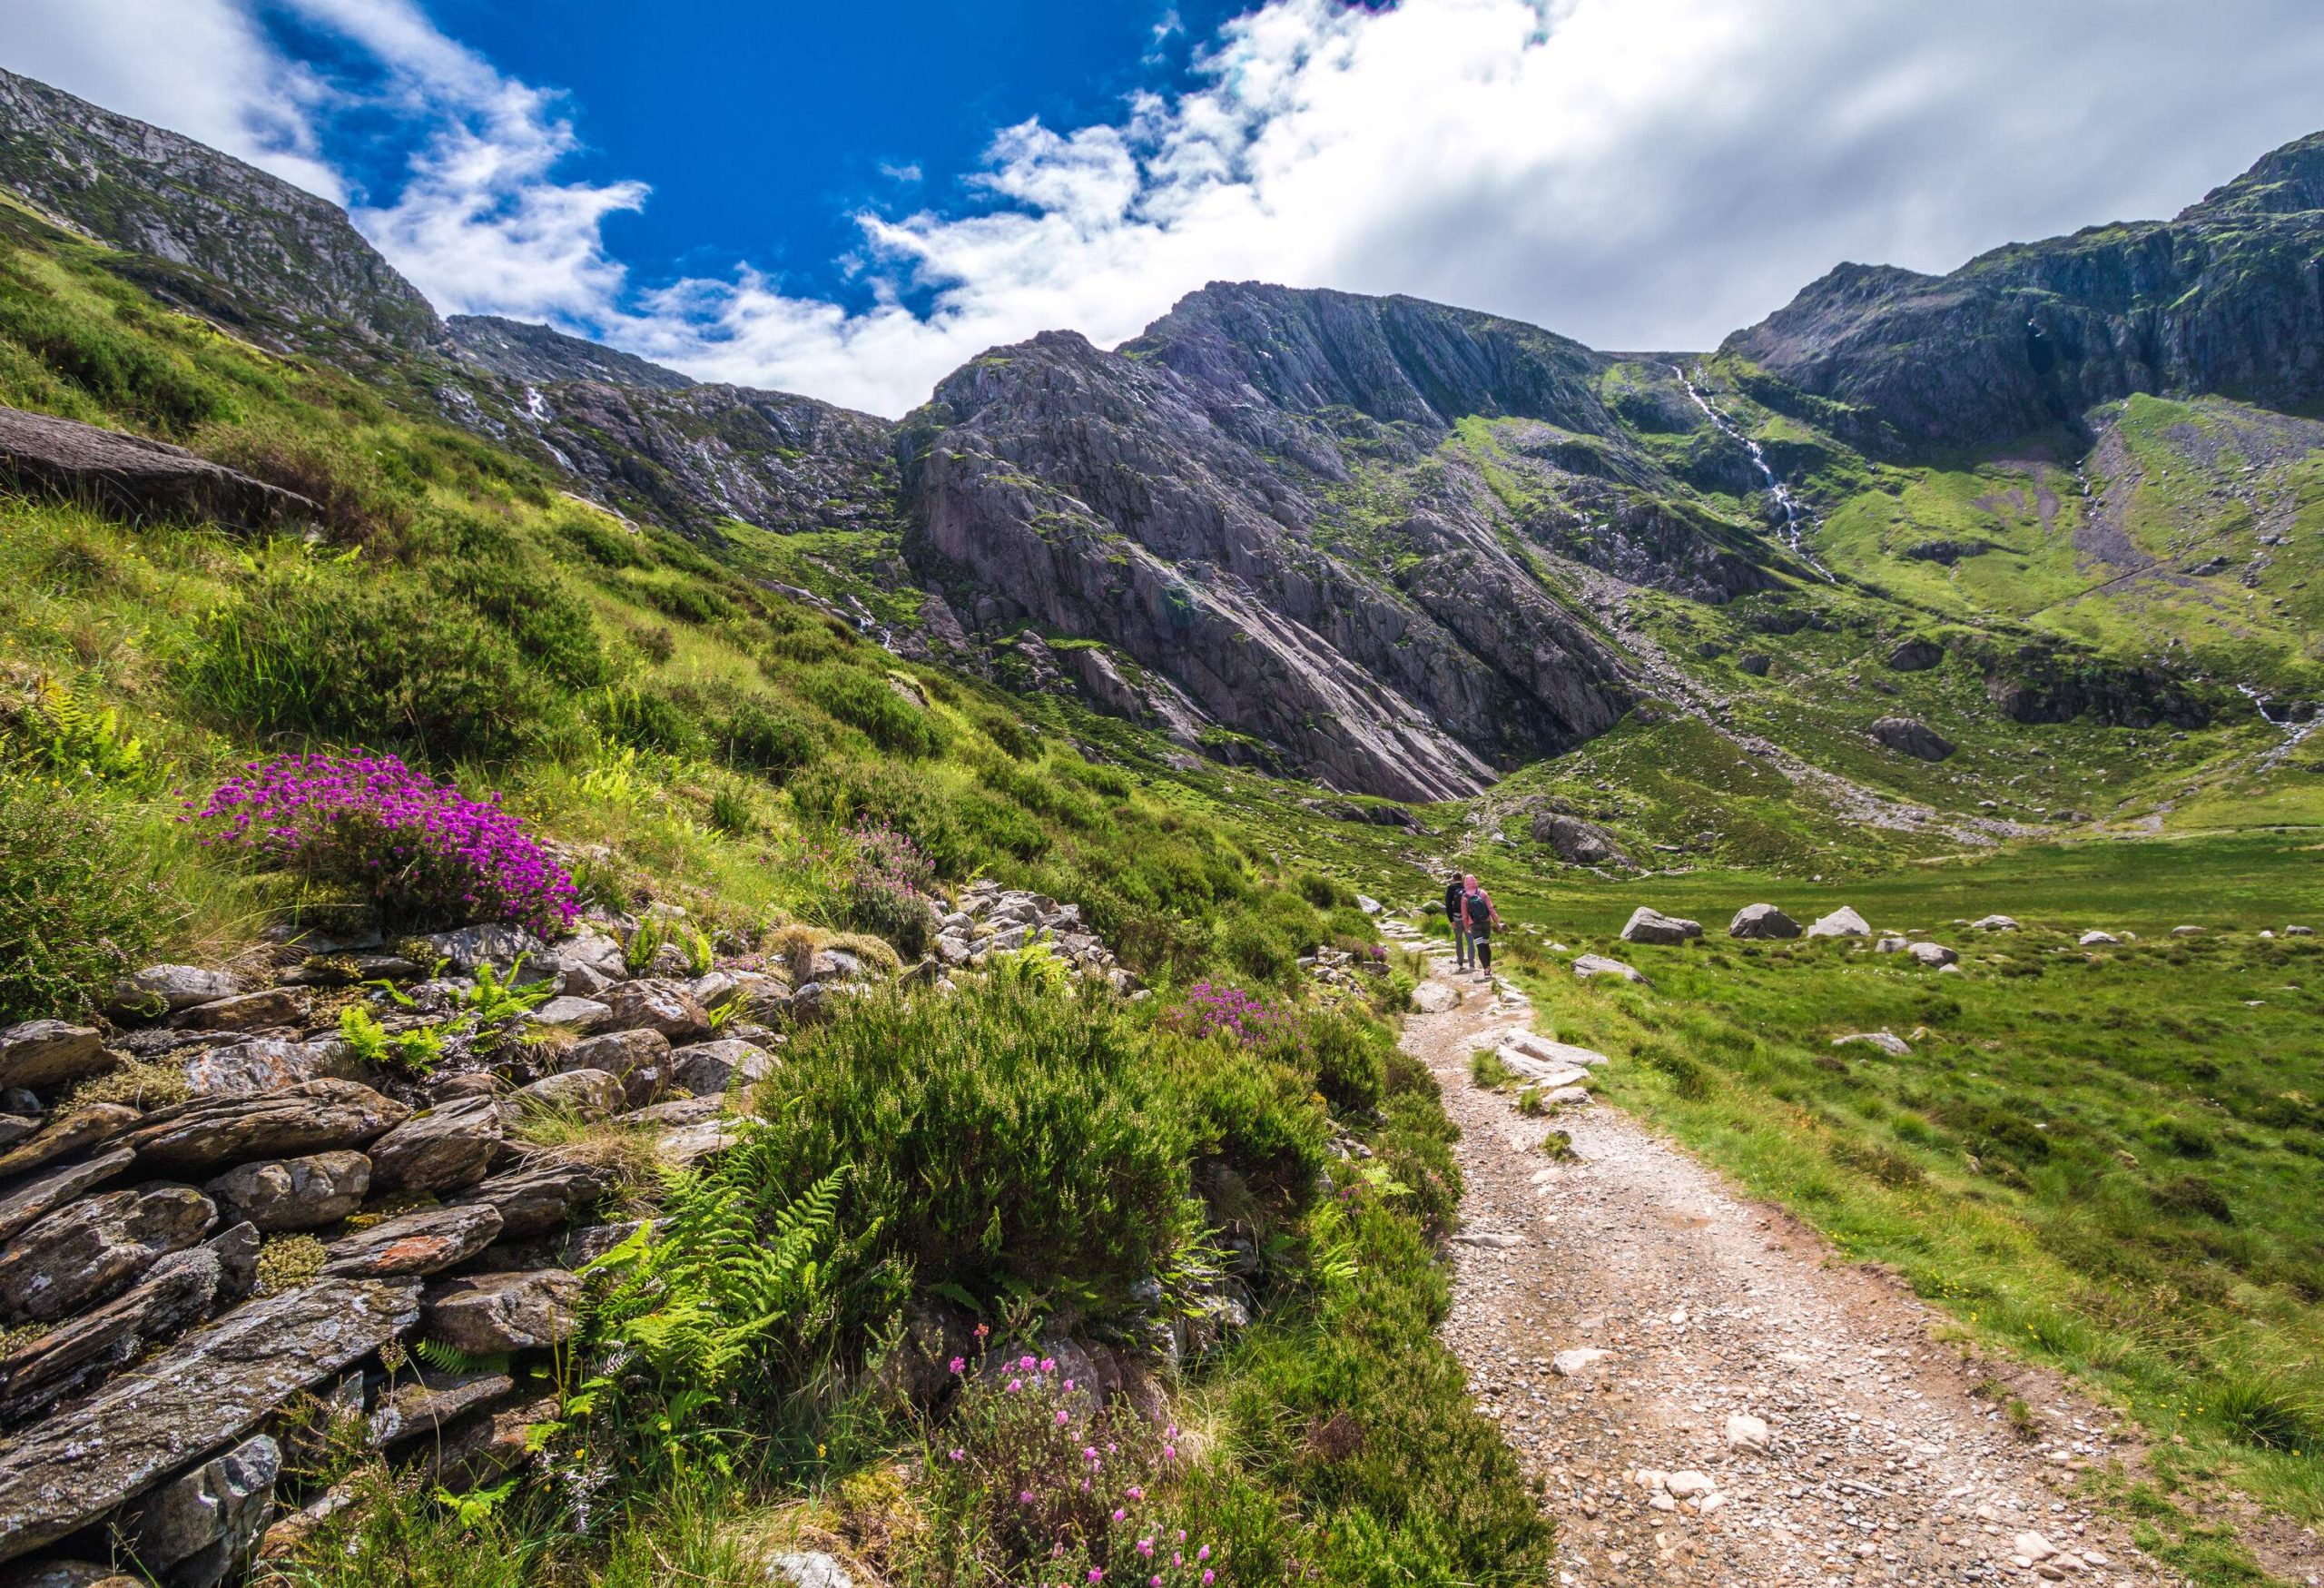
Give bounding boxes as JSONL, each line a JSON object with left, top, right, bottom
{"left": 2236, "top": 683, "right": 2321, "bottom": 770}
{"left": 1672, "top": 363, "right": 1834, "bottom": 582}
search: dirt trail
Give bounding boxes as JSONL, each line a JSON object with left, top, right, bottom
{"left": 1402, "top": 954, "right": 2190, "bottom": 1588}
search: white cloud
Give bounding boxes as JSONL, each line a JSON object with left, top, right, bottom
{"left": 7, "top": 0, "right": 2324, "bottom": 417}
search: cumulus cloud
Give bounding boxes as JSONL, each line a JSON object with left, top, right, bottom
{"left": 7, "top": 0, "right": 2324, "bottom": 416}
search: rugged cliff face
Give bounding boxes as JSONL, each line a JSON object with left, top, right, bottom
{"left": 1729, "top": 132, "right": 2324, "bottom": 450}
{"left": 899, "top": 314, "right": 1639, "bottom": 801}
{"left": 512, "top": 378, "right": 901, "bottom": 538}
{"left": 0, "top": 67, "right": 443, "bottom": 349}
{"left": 447, "top": 316, "right": 694, "bottom": 391}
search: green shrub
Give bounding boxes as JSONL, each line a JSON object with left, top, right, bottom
{"left": 0, "top": 776, "right": 175, "bottom": 1021}
{"left": 182, "top": 560, "right": 562, "bottom": 764}
{"left": 0, "top": 271, "right": 226, "bottom": 433}
{"left": 590, "top": 685, "right": 708, "bottom": 759}
{"left": 717, "top": 699, "right": 819, "bottom": 782}
{"left": 1291, "top": 1005, "right": 1391, "bottom": 1114}
{"left": 746, "top": 975, "right": 1198, "bottom": 1319}
{"left": 799, "top": 666, "right": 943, "bottom": 758}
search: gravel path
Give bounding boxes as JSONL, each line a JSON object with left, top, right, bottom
{"left": 1403, "top": 954, "right": 2190, "bottom": 1588}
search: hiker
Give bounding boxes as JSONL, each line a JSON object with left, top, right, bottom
{"left": 1443, "top": 872, "right": 1471, "bottom": 969}
{"left": 1459, "top": 873, "right": 1501, "bottom": 978}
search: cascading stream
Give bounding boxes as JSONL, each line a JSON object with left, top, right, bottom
{"left": 1672, "top": 363, "right": 1834, "bottom": 581}
{"left": 2236, "top": 682, "right": 2321, "bottom": 769}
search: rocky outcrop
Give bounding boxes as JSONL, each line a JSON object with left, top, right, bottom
{"left": 1869, "top": 716, "right": 1955, "bottom": 762}
{"left": 448, "top": 316, "right": 694, "bottom": 390}
{"left": 1529, "top": 810, "right": 1630, "bottom": 867}
{"left": 1728, "top": 131, "right": 2324, "bottom": 450}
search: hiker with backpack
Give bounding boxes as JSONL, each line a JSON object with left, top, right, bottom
{"left": 1443, "top": 872, "right": 1472, "bottom": 970}
{"left": 1459, "top": 873, "right": 1501, "bottom": 978}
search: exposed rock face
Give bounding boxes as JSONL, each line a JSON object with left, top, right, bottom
{"left": 1728, "top": 130, "right": 2324, "bottom": 450}
{"left": 0, "top": 67, "right": 442, "bottom": 348}
{"left": 364, "top": 1094, "right": 503, "bottom": 1196}
{"left": 448, "top": 316, "right": 694, "bottom": 390}
{"left": 1869, "top": 716, "right": 1955, "bottom": 761}
{"left": 0, "top": 1248, "right": 222, "bottom": 1425}
{"left": 0, "top": 1149, "right": 135, "bottom": 1244}
{"left": 507, "top": 379, "right": 901, "bottom": 538}
{"left": 321, "top": 1204, "right": 504, "bottom": 1278}
{"left": 450, "top": 1156, "right": 614, "bottom": 1241}
{"left": 1885, "top": 637, "right": 1944, "bottom": 672}
{"left": 0, "top": 1278, "right": 420, "bottom": 1563}
{"left": 117, "top": 1433, "right": 281, "bottom": 1588}
{"left": 1530, "top": 810, "right": 1630, "bottom": 866}
{"left": 599, "top": 979, "right": 713, "bottom": 1042}
{"left": 901, "top": 301, "right": 1639, "bottom": 799}
{"left": 1728, "top": 903, "right": 1802, "bottom": 940}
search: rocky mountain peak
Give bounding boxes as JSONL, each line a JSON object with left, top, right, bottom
{"left": 0, "top": 67, "right": 443, "bottom": 349}
{"left": 447, "top": 316, "right": 694, "bottom": 390}
{"left": 1125, "top": 280, "right": 1613, "bottom": 434}
{"left": 2181, "top": 128, "right": 2324, "bottom": 219}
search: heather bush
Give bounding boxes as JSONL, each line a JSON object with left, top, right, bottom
{"left": 886, "top": 1353, "right": 1223, "bottom": 1585}
{"left": 834, "top": 821, "right": 935, "bottom": 956}
{"left": 1160, "top": 981, "right": 1302, "bottom": 1049}
{"left": 192, "top": 754, "right": 576, "bottom": 934}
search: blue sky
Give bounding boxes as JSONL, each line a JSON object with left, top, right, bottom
{"left": 6, "top": 2, "right": 2324, "bottom": 414}
{"left": 281, "top": 0, "right": 1252, "bottom": 320}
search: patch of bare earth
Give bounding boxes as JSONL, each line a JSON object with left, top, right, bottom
{"left": 1402, "top": 959, "right": 2203, "bottom": 1588}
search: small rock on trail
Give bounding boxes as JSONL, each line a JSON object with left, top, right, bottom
{"left": 1403, "top": 963, "right": 2174, "bottom": 1586}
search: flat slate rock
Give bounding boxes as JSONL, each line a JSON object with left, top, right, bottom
{"left": 450, "top": 1154, "right": 614, "bottom": 1240}
{"left": 0, "top": 1184, "right": 217, "bottom": 1324}
{"left": 0, "top": 1021, "right": 110, "bottom": 1091}
{"left": 0, "top": 1148, "right": 135, "bottom": 1245}
{"left": 321, "top": 1202, "right": 504, "bottom": 1278}
{"left": 0, "top": 1277, "right": 420, "bottom": 1564}
{"left": 0, "top": 1248, "right": 222, "bottom": 1426}
{"left": 125, "top": 1080, "right": 409, "bottom": 1175}
{"left": 0, "top": 403, "right": 319, "bottom": 527}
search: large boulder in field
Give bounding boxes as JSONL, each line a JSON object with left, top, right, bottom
{"left": 203, "top": 1152, "right": 370, "bottom": 1233}
{"left": 1869, "top": 715, "right": 1955, "bottom": 761}
{"left": 1728, "top": 903, "right": 1800, "bottom": 940}
{"left": 0, "top": 1021, "right": 111, "bottom": 1091}
{"left": 1884, "top": 636, "right": 1944, "bottom": 672}
{"left": 0, "top": 1185, "right": 216, "bottom": 1323}
{"left": 0, "top": 405, "right": 320, "bottom": 527}
{"left": 1620, "top": 907, "right": 1701, "bottom": 945}
{"left": 423, "top": 1268, "right": 584, "bottom": 1355}
{"left": 1907, "top": 941, "right": 1959, "bottom": 968}
{"left": 0, "top": 1278, "right": 420, "bottom": 1564}
{"left": 1530, "top": 811, "right": 1630, "bottom": 866}
{"left": 124, "top": 1080, "right": 409, "bottom": 1175}
{"left": 363, "top": 1094, "right": 503, "bottom": 1196}
{"left": 1571, "top": 953, "right": 1649, "bottom": 985}
{"left": 1805, "top": 906, "right": 1871, "bottom": 939}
